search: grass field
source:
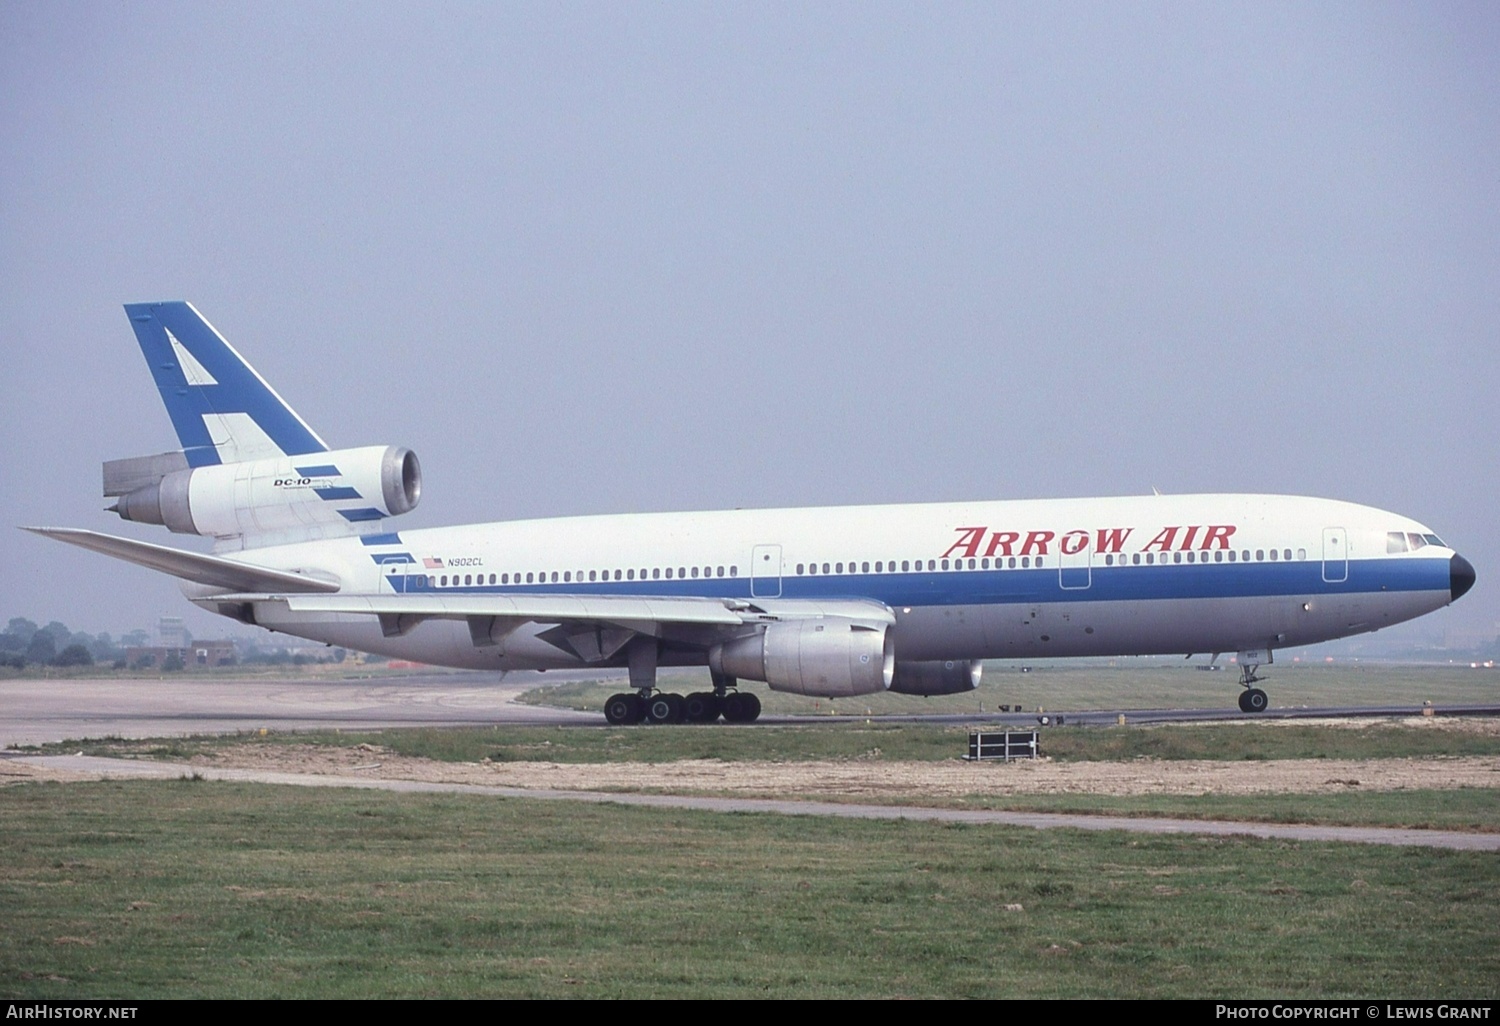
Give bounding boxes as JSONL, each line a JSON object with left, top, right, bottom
{"left": 517, "top": 661, "right": 1500, "bottom": 717}
{"left": 41, "top": 718, "right": 1500, "bottom": 765}
{"left": 3, "top": 779, "right": 1497, "bottom": 999}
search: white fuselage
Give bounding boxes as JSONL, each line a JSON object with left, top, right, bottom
{"left": 196, "top": 493, "right": 1458, "bottom": 673}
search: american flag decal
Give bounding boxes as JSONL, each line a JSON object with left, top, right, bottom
{"left": 423, "top": 557, "right": 443, "bottom": 569}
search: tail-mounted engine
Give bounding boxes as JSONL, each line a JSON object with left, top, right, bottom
{"left": 105, "top": 445, "right": 421, "bottom": 541}
{"left": 710, "top": 618, "right": 896, "bottom": 698}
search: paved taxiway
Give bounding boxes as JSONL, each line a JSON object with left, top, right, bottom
{"left": 0, "top": 672, "right": 593, "bottom": 748}
{"left": 4, "top": 672, "right": 1498, "bottom": 749}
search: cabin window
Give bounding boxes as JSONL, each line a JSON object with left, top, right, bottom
{"left": 1269, "top": 549, "right": 1278, "bottom": 561}
{"left": 797, "top": 564, "right": 804, "bottom": 575}
{"left": 941, "top": 559, "right": 949, "bottom": 571}
{"left": 627, "top": 569, "right": 635, "bottom": 580}
{"left": 901, "top": 560, "right": 910, "bottom": 571}
{"left": 440, "top": 575, "right": 448, "bottom": 586}
{"left": 1214, "top": 551, "right": 1223, "bottom": 563}
{"left": 1297, "top": 548, "right": 1306, "bottom": 560}
{"left": 692, "top": 567, "right": 699, "bottom": 578}
{"left": 652, "top": 568, "right": 660, "bottom": 579}
{"left": 1009, "top": 557, "right": 1017, "bottom": 568}
{"left": 1283, "top": 549, "right": 1291, "bottom": 561}
{"left": 876, "top": 561, "right": 883, "bottom": 572}
{"left": 730, "top": 566, "right": 737, "bottom": 577}
{"left": 665, "top": 567, "right": 673, "bottom": 579}
{"left": 861, "top": 561, "right": 869, "bottom": 573}
{"left": 836, "top": 562, "right": 844, "bottom": 574}
{"left": 1256, "top": 550, "right": 1264, "bottom": 561}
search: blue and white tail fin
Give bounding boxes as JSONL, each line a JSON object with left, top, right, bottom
{"left": 124, "top": 302, "right": 328, "bottom": 467}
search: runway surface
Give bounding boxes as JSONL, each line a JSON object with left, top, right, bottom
{"left": 4, "top": 672, "right": 1498, "bottom": 748}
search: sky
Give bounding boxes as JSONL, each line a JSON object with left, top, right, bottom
{"left": 1, "top": 1, "right": 1496, "bottom": 646}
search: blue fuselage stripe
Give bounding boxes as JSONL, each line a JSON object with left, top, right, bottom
{"left": 393, "top": 557, "right": 1448, "bottom": 606}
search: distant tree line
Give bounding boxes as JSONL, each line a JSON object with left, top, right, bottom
{"left": 1, "top": 617, "right": 154, "bottom": 670}
{"left": 1, "top": 616, "right": 359, "bottom": 671}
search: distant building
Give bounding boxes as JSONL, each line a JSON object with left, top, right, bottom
{"left": 126, "top": 639, "right": 237, "bottom": 668}
{"left": 157, "top": 616, "right": 191, "bottom": 648}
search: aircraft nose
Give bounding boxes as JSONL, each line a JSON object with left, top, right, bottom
{"left": 1450, "top": 553, "right": 1476, "bottom": 602}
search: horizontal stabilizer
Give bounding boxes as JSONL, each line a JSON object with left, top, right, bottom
{"left": 24, "top": 527, "right": 341, "bottom": 594}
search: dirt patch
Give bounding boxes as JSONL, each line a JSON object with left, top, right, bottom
{"left": 159, "top": 743, "right": 1500, "bottom": 800}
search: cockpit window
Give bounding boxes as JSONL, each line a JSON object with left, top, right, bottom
{"left": 1387, "top": 532, "right": 1408, "bottom": 554}
{"left": 1423, "top": 534, "right": 1445, "bottom": 547}
{"left": 1407, "top": 533, "right": 1427, "bottom": 551}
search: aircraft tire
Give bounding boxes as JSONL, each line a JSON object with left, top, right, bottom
{"left": 722, "top": 691, "right": 762, "bottom": 723}
{"left": 647, "top": 692, "right": 686, "bottom": 724}
{"left": 605, "top": 693, "right": 643, "bottom": 725}
{"left": 1238, "top": 688, "right": 1269, "bottom": 714}
{"left": 720, "top": 692, "right": 749, "bottom": 723}
{"left": 684, "top": 692, "right": 720, "bottom": 723}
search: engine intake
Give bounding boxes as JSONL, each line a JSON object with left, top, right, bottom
{"left": 710, "top": 618, "right": 895, "bottom": 698}
{"left": 109, "top": 445, "right": 421, "bottom": 541}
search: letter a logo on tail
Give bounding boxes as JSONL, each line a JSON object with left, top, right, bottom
{"left": 124, "top": 302, "right": 328, "bottom": 467}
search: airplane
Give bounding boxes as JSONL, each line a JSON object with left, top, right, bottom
{"left": 29, "top": 302, "right": 1476, "bottom": 724}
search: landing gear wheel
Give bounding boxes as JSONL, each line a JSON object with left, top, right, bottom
{"left": 646, "top": 692, "right": 686, "bottom": 724}
{"left": 721, "top": 691, "right": 761, "bottom": 723}
{"left": 604, "top": 693, "right": 645, "bottom": 725}
{"left": 1238, "top": 688, "right": 1269, "bottom": 714}
{"left": 684, "top": 692, "right": 721, "bottom": 723}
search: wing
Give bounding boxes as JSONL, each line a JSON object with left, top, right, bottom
{"left": 214, "top": 591, "right": 895, "bottom": 661}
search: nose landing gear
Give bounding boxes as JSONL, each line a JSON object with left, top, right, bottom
{"left": 1237, "top": 660, "right": 1269, "bottom": 713}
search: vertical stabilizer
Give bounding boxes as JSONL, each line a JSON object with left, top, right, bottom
{"left": 123, "top": 302, "right": 328, "bottom": 467}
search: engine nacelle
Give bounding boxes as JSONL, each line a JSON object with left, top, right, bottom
{"left": 110, "top": 445, "right": 421, "bottom": 540}
{"left": 888, "top": 659, "right": 983, "bottom": 696}
{"left": 710, "top": 618, "right": 895, "bottom": 698}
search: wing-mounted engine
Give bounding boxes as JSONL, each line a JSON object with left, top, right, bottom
{"left": 105, "top": 444, "right": 420, "bottom": 544}
{"left": 709, "top": 618, "right": 896, "bottom": 698}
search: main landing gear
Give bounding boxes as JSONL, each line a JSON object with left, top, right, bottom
{"left": 1237, "top": 661, "right": 1269, "bottom": 714}
{"left": 602, "top": 689, "right": 761, "bottom": 725}
{"left": 602, "top": 647, "right": 761, "bottom": 725}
